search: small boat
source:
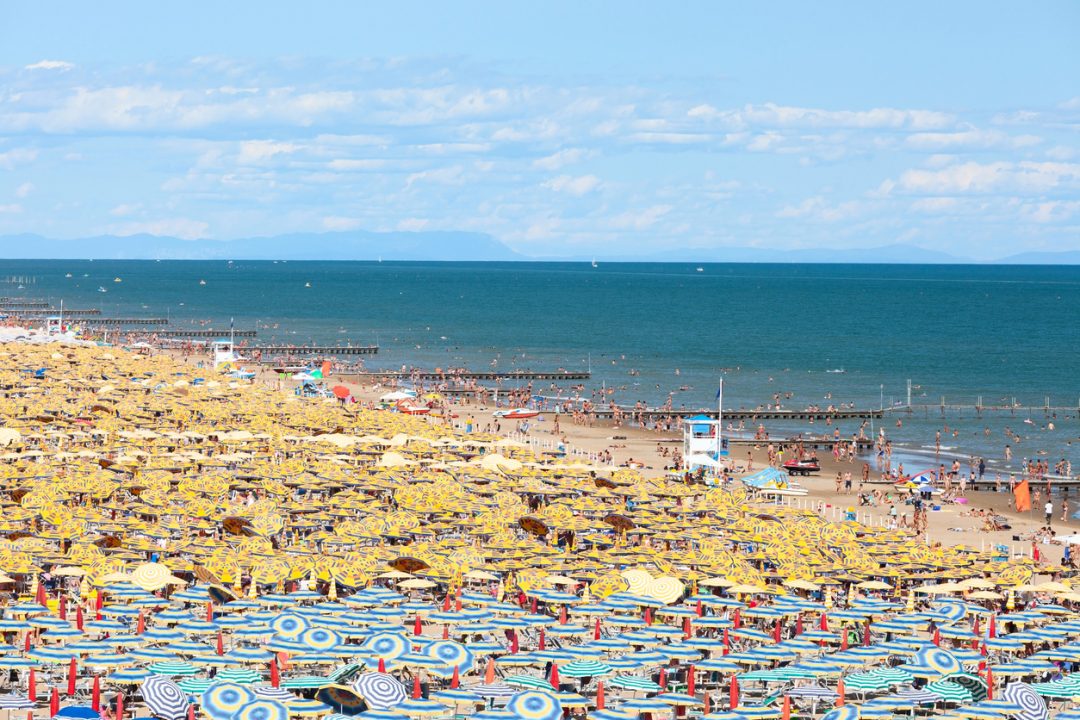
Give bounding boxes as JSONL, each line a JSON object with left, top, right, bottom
{"left": 826, "top": 368, "right": 846, "bottom": 374}
{"left": 696, "top": 267, "right": 704, "bottom": 272}
{"left": 304, "top": 282, "right": 311, "bottom": 288}
{"left": 97, "top": 286, "right": 107, "bottom": 293}
{"left": 272, "top": 366, "right": 309, "bottom": 375}
{"left": 113, "top": 277, "right": 122, "bottom": 283}
{"left": 199, "top": 280, "right": 207, "bottom": 286}
{"left": 493, "top": 408, "right": 540, "bottom": 420}
{"left": 65, "top": 273, "right": 72, "bottom": 278}
{"left": 782, "top": 459, "right": 821, "bottom": 476}
{"left": 591, "top": 259, "right": 598, "bottom": 268}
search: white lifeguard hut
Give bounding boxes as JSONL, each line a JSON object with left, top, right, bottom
{"left": 212, "top": 340, "right": 239, "bottom": 372}
{"left": 682, "top": 379, "right": 728, "bottom": 473}
{"left": 45, "top": 315, "right": 65, "bottom": 336}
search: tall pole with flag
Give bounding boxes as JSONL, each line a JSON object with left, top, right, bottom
{"left": 716, "top": 379, "right": 723, "bottom": 459}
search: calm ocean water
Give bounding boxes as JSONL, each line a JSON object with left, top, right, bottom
{"left": 3, "top": 260, "right": 1078, "bottom": 472}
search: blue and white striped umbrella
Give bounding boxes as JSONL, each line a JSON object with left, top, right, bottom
{"left": 270, "top": 613, "right": 310, "bottom": 638}
{"left": 201, "top": 682, "right": 257, "bottom": 720}
{"left": 141, "top": 675, "right": 191, "bottom": 720}
{"left": 424, "top": 641, "right": 474, "bottom": 675}
{"left": 351, "top": 672, "right": 407, "bottom": 710}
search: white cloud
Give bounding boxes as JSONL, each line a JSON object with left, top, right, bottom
{"left": 25, "top": 60, "right": 74, "bottom": 71}
{"left": 405, "top": 166, "right": 464, "bottom": 187}
{"left": 611, "top": 204, "right": 672, "bottom": 230}
{"left": 542, "top": 174, "right": 601, "bottom": 196}
{"left": 533, "top": 148, "right": 590, "bottom": 170}
{"left": 911, "top": 197, "right": 959, "bottom": 213}
{"left": 110, "top": 204, "right": 141, "bottom": 217}
{"left": 894, "top": 161, "right": 1080, "bottom": 194}
{"left": 905, "top": 129, "right": 1042, "bottom": 150}
{"left": 0, "top": 204, "right": 22, "bottom": 214}
{"left": 777, "top": 196, "right": 861, "bottom": 221}
{"left": 688, "top": 102, "right": 954, "bottom": 130}
{"left": 237, "top": 140, "right": 299, "bottom": 164}
{"left": 1025, "top": 201, "right": 1080, "bottom": 224}
{"left": 109, "top": 218, "right": 209, "bottom": 239}
{"left": 327, "top": 159, "right": 384, "bottom": 171}
{"left": 322, "top": 216, "right": 363, "bottom": 231}
{"left": 397, "top": 218, "right": 429, "bottom": 231}
{"left": 0, "top": 149, "right": 37, "bottom": 170}
{"left": 14, "top": 183, "right": 33, "bottom": 199}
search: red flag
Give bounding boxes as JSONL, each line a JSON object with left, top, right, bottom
{"left": 116, "top": 692, "right": 124, "bottom": 720}
{"left": 67, "top": 657, "right": 77, "bottom": 696}
{"left": 91, "top": 676, "right": 101, "bottom": 712}
{"left": 596, "top": 682, "right": 605, "bottom": 710}
{"left": 687, "top": 665, "right": 696, "bottom": 697}
{"left": 270, "top": 658, "right": 280, "bottom": 688}
{"left": 50, "top": 688, "right": 59, "bottom": 717}
{"left": 28, "top": 668, "right": 36, "bottom": 702}
{"left": 412, "top": 675, "right": 422, "bottom": 699}
{"left": 729, "top": 676, "right": 740, "bottom": 709}
{"left": 549, "top": 664, "right": 560, "bottom": 690}
{"left": 836, "top": 677, "right": 845, "bottom": 707}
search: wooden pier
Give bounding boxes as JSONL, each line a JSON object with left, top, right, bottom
{"left": 84, "top": 318, "right": 169, "bottom": 326}
{"left": 350, "top": 370, "right": 590, "bottom": 381}
{"left": 9, "top": 308, "right": 101, "bottom": 316}
{"left": 253, "top": 345, "right": 379, "bottom": 356}
{"left": 589, "top": 408, "right": 883, "bottom": 421}
{"left": 157, "top": 329, "right": 258, "bottom": 338}
{"left": 0, "top": 301, "right": 50, "bottom": 308}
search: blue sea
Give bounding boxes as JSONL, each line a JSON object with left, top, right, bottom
{"left": 3, "top": 260, "right": 1078, "bottom": 472}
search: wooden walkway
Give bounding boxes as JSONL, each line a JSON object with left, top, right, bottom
{"left": 349, "top": 370, "right": 590, "bottom": 381}
{"left": 253, "top": 345, "right": 379, "bottom": 356}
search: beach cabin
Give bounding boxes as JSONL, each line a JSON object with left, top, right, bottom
{"left": 682, "top": 414, "right": 727, "bottom": 473}
{"left": 45, "top": 316, "right": 65, "bottom": 336}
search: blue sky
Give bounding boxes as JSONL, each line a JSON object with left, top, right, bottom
{"left": 1, "top": 1, "right": 1078, "bottom": 258}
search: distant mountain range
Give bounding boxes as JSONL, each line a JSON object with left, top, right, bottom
{"left": 0, "top": 233, "right": 1076, "bottom": 264}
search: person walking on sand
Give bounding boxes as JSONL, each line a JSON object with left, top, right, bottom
{"left": 1045, "top": 498, "right": 1054, "bottom": 526}
{"left": 1062, "top": 498, "right": 1069, "bottom": 524}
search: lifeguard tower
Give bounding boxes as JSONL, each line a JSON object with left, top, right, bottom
{"left": 45, "top": 316, "right": 65, "bottom": 336}
{"left": 212, "top": 340, "right": 239, "bottom": 372}
{"left": 682, "top": 414, "right": 727, "bottom": 472}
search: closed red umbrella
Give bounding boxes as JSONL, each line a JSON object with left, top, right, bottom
{"left": 684, "top": 617, "right": 692, "bottom": 640}
{"left": 836, "top": 677, "right": 845, "bottom": 707}
{"left": 658, "top": 669, "right": 667, "bottom": 692}
{"left": 412, "top": 675, "right": 422, "bottom": 699}
{"left": 58, "top": 595, "right": 67, "bottom": 620}
{"left": 687, "top": 665, "right": 695, "bottom": 697}
{"left": 594, "top": 619, "right": 601, "bottom": 640}
{"left": 819, "top": 613, "right": 828, "bottom": 631}
{"left": 75, "top": 606, "right": 84, "bottom": 631}
{"left": 91, "top": 676, "right": 101, "bottom": 712}
{"left": 67, "top": 657, "right": 77, "bottom": 696}
{"left": 115, "top": 691, "right": 124, "bottom": 720}
{"left": 986, "top": 668, "right": 994, "bottom": 700}
{"left": 538, "top": 628, "right": 546, "bottom": 651}
{"left": 451, "top": 666, "right": 460, "bottom": 689}
{"left": 270, "top": 658, "right": 280, "bottom": 688}
{"left": 782, "top": 695, "right": 791, "bottom": 720}
{"left": 414, "top": 616, "right": 422, "bottom": 636}
{"left": 722, "top": 628, "right": 730, "bottom": 654}
{"left": 28, "top": 669, "right": 36, "bottom": 702}
{"left": 50, "top": 687, "right": 59, "bottom": 717}
{"left": 216, "top": 632, "right": 224, "bottom": 655}
{"left": 136, "top": 611, "right": 145, "bottom": 635}
{"left": 35, "top": 580, "right": 47, "bottom": 606}
{"left": 188, "top": 704, "right": 196, "bottom": 720}
{"left": 729, "top": 676, "right": 739, "bottom": 709}
{"left": 863, "top": 620, "right": 871, "bottom": 646}
{"left": 733, "top": 609, "right": 741, "bottom": 629}
{"left": 596, "top": 682, "right": 605, "bottom": 710}
{"left": 549, "top": 664, "right": 560, "bottom": 690}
